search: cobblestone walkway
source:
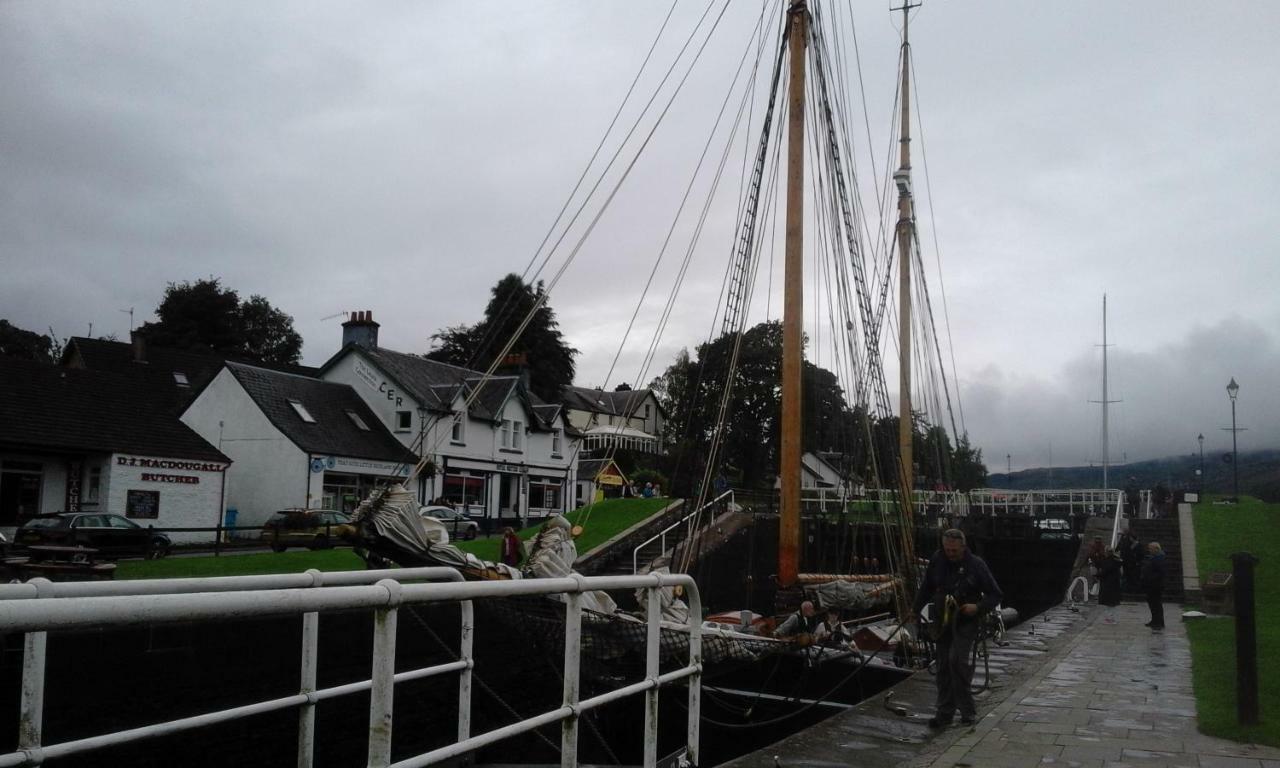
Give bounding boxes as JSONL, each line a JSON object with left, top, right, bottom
{"left": 927, "top": 602, "right": 1280, "bottom": 768}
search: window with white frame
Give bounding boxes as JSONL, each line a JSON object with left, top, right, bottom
{"left": 551, "top": 428, "right": 563, "bottom": 456}
{"left": 500, "top": 419, "right": 523, "bottom": 451}
{"left": 288, "top": 399, "right": 316, "bottom": 423}
{"left": 346, "top": 410, "right": 370, "bottom": 431}
{"left": 450, "top": 412, "right": 466, "bottom": 444}
{"left": 395, "top": 410, "right": 411, "bottom": 431}
{"left": 644, "top": 403, "right": 651, "bottom": 419}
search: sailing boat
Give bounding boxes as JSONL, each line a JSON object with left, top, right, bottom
{"left": 341, "top": 0, "right": 951, "bottom": 722}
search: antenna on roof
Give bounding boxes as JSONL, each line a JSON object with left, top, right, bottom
{"left": 119, "top": 307, "right": 134, "bottom": 332}
{"left": 321, "top": 311, "right": 350, "bottom": 322}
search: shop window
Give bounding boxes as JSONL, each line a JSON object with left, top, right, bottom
{"left": 346, "top": 410, "right": 370, "bottom": 431}
{"left": 395, "top": 410, "right": 412, "bottom": 432}
{"left": 0, "top": 462, "right": 43, "bottom": 526}
{"left": 289, "top": 399, "right": 316, "bottom": 424}
{"left": 443, "top": 473, "right": 487, "bottom": 513}
{"left": 450, "top": 413, "right": 466, "bottom": 444}
{"left": 529, "top": 481, "right": 561, "bottom": 511}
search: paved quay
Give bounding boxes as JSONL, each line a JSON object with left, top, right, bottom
{"left": 721, "top": 602, "right": 1280, "bottom": 768}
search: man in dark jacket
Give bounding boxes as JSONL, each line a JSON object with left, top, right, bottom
{"left": 1140, "top": 541, "right": 1166, "bottom": 630}
{"left": 908, "top": 529, "right": 1003, "bottom": 728}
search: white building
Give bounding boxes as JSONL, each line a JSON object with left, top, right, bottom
{"left": 180, "top": 362, "right": 418, "bottom": 527}
{"left": 561, "top": 385, "right": 666, "bottom": 454}
{"left": 319, "top": 313, "right": 578, "bottom": 527}
{"left": 0, "top": 358, "right": 229, "bottom": 543}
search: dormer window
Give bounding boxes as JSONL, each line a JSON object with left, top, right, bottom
{"left": 346, "top": 410, "right": 370, "bottom": 431}
{"left": 552, "top": 428, "right": 563, "bottom": 456}
{"left": 173, "top": 372, "right": 190, "bottom": 387}
{"left": 450, "top": 412, "right": 466, "bottom": 444}
{"left": 289, "top": 399, "right": 316, "bottom": 423}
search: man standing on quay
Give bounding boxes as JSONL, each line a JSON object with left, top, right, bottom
{"left": 908, "top": 528, "right": 1004, "bottom": 729}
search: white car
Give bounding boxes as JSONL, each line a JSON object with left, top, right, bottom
{"left": 418, "top": 506, "right": 480, "bottom": 540}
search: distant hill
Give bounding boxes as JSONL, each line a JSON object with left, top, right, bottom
{"left": 988, "top": 449, "right": 1280, "bottom": 502}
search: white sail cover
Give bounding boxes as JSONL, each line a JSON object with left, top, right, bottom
{"left": 526, "top": 515, "right": 616, "bottom": 614}
{"left": 634, "top": 566, "right": 690, "bottom": 624}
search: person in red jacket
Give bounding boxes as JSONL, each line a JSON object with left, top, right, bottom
{"left": 500, "top": 527, "right": 523, "bottom": 568}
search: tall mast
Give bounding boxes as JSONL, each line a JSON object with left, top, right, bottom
{"left": 1101, "top": 294, "right": 1110, "bottom": 489}
{"left": 893, "top": 2, "right": 919, "bottom": 522}
{"left": 778, "top": 0, "right": 808, "bottom": 588}
{"left": 1090, "top": 294, "right": 1120, "bottom": 490}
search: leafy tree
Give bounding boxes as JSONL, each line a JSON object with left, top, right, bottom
{"left": 427, "top": 274, "right": 577, "bottom": 404}
{"left": 0, "top": 320, "right": 53, "bottom": 362}
{"left": 139, "top": 278, "right": 302, "bottom": 364}
{"left": 651, "top": 320, "right": 987, "bottom": 494}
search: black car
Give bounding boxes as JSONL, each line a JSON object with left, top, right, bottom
{"left": 15, "top": 513, "right": 171, "bottom": 560}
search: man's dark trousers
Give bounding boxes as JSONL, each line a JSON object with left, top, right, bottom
{"left": 935, "top": 620, "right": 979, "bottom": 721}
{"left": 1146, "top": 587, "right": 1165, "bottom": 628}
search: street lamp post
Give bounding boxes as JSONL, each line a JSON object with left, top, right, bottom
{"left": 1197, "top": 433, "right": 1205, "bottom": 493}
{"left": 1226, "top": 378, "right": 1241, "bottom": 502}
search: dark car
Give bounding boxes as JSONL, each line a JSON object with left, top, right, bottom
{"left": 418, "top": 505, "right": 480, "bottom": 540}
{"left": 14, "top": 513, "right": 171, "bottom": 560}
{"left": 260, "top": 509, "right": 352, "bottom": 552}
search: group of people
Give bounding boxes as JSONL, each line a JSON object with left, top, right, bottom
{"left": 1086, "top": 533, "right": 1167, "bottom": 629}
{"left": 622, "top": 481, "right": 663, "bottom": 498}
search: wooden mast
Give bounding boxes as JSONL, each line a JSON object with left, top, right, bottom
{"left": 893, "top": 2, "right": 919, "bottom": 524}
{"left": 778, "top": 0, "right": 808, "bottom": 588}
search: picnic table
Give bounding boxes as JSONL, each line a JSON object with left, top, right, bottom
{"left": 4, "top": 544, "right": 117, "bottom": 581}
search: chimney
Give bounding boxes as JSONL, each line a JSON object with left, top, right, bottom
{"left": 131, "top": 329, "right": 147, "bottom": 363}
{"left": 341, "top": 310, "right": 380, "bottom": 349}
{"left": 498, "top": 352, "right": 530, "bottom": 388}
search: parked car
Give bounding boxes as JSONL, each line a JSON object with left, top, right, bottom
{"left": 260, "top": 509, "right": 352, "bottom": 552}
{"left": 418, "top": 506, "right": 480, "bottom": 540}
{"left": 14, "top": 513, "right": 171, "bottom": 560}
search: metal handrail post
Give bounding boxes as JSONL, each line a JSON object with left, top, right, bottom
{"left": 560, "top": 589, "right": 582, "bottom": 767}
{"left": 458, "top": 599, "right": 473, "bottom": 745}
{"left": 368, "top": 581, "right": 402, "bottom": 768}
{"left": 685, "top": 577, "right": 702, "bottom": 767}
{"left": 18, "top": 631, "right": 46, "bottom": 757}
{"left": 298, "top": 612, "right": 319, "bottom": 768}
{"left": 643, "top": 584, "right": 661, "bottom": 768}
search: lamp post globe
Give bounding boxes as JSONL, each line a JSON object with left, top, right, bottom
{"left": 1227, "top": 379, "right": 1240, "bottom": 502}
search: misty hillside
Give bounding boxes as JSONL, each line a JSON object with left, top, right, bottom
{"left": 987, "top": 449, "right": 1280, "bottom": 502}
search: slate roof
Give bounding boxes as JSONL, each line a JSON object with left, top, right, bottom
{"left": 64, "top": 337, "right": 320, "bottom": 411}
{"left": 562, "top": 385, "right": 662, "bottom": 419}
{"left": 326, "top": 346, "right": 562, "bottom": 430}
{"left": 225, "top": 362, "right": 417, "bottom": 464}
{"left": 0, "top": 358, "right": 229, "bottom": 462}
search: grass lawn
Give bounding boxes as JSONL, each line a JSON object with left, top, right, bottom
{"left": 118, "top": 497, "right": 675, "bottom": 580}
{"left": 1185, "top": 495, "right": 1280, "bottom": 746}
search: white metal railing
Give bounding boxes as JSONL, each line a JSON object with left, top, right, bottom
{"left": 966, "top": 488, "right": 1124, "bottom": 518}
{"left": 633, "top": 491, "right": 732, "bottom": 574}
{"left": 0, "top": 570, "right": 702, "bottom": 768}
{"left": 859, "top": 489, "right": 970, "bottom": 517}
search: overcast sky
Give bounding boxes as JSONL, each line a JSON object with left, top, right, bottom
{"left": 3, "top": 1, "right": 1277, "bottom": 473}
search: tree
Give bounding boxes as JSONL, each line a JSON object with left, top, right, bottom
{"left": 427, "top": 274, "right": 577, "bottom": 403}
{"left": 650, "top": 320, "right": 987, "bottom": 494}
{"left": 139, "top": 279, "right": 303, "bottom": 364}
{"left": 0, "top": 320, "right": 54, "bottom": 362}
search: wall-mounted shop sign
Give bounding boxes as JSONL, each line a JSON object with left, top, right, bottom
{"left": 140, "top": 473, "right": 200, "bottom": 485}
{"left": 117, "top": 456, "right": 224, "bottom": 472}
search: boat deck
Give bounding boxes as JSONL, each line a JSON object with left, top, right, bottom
{"left": 721, "top": 601, "right": 1280, "bottom": 768}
